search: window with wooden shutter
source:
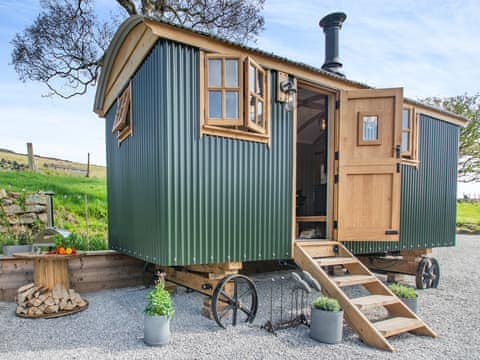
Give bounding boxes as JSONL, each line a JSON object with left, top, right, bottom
{"left": 112, "top": 81, "right": 133, "bottom": 144}
{"left": 401, "top": 106, "right": 419, "bottom": 165}
{"left": 201, "top": 52, "right": 270, "bottom": 144}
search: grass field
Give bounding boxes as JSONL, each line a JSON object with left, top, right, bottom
{"left": 0, "top": 149, "right": 106, "bottom": 179}
{"left": 457, "top": 201, "right": 480, "bottom": 233}
{"left": 0, "top": 170, "right": 107, "bottom": 252}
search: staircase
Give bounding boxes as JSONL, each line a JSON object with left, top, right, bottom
{"left": 294, "top": 240, "right": 436, "bottom": 352}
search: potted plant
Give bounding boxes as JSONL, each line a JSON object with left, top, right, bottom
{"left": 144, "top": 277, "right": 174, "bottom": 346}
{"left": 388, "top": 283, "right": 418, "bottom": 313}
{"left": 310, "top": 296, "right": 343, "bottom": 344}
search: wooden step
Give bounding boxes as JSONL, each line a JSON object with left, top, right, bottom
{"left": 351, "top": 295, "right": 399, "bottom": 310}
{"left": 316, "top": 257, "right": 357, "bottom": 266}
{"left": 374, "top": 317, "right": 424, "bottom": 338}
{"left": 332, "top": 274, "right": 377, "bottom": 287}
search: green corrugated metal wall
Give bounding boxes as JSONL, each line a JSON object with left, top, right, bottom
{"left": 106, "top": 39, "right": 293, "bottom": 266}
{"left": 344, "top": 115, "right": 459, "bottom": 254}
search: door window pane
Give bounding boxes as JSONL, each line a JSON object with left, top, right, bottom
{"left": 208, "top": 59, "right": 222, "bottom": 87}
{"left": 402, "top": 109, "right": 410, "bottom": 129}
{"left": 208, "top": 91, "right": 222, "bottom": 118}
{"left": 225, "top": 60, "right": 238, "bottom": 87}
{"left": 402, "top": 132, "right": 410, "bottom": 152}
{"left": 225, "top": 91, "right": 238, "bottom": 119}
{"left": 362, "top": 115, "right": 378, "bottom": 141}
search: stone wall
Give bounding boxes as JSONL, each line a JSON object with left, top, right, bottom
{"left": 0, "top": 189, "right": 48, "bottom": 238}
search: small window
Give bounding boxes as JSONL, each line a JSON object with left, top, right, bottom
{"left": 112, "top": 81, "right": 133, "bottom": 144}
{"left": 201, "top": 52, "right": 270, "bottom": 144}
{"left": 358, "top": 112, "right": 381, "bottom": 145}
{"left": 245, "top": 58, "right": 267, "bottom": 134}
{"left": 401, "top": 108, "right": 412, "bottom": 156}
{"left": 205, "top": 55, "right": 242, "bottom": 126}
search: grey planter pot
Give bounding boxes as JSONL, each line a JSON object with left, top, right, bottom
{"left": 310, "top": 307, "right": 344, "bottom": 344}
{"left": 402, "top": 297, "right": 418, "bottom": 313}
{"left": 2, "top": 245, "right": 32, "bottom": 256}
{"left": 144, "top": 314, "right": 171, "bottom": 346}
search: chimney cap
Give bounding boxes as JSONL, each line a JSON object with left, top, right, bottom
{"left": 319, "top": 12, "right": 347, "bottom": 29}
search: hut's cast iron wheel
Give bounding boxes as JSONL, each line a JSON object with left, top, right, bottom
{"left": 211, "top": 274, "right": 258, "bottom": 328}
{"left": 416, "top": 257, "right": 440, "bottom": 289}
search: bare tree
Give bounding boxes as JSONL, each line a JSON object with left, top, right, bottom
{"left": 11, "top": 0, "right": 265, "bottom": 99}
{"left": 421, "top": 94, "right": 480, "bottom": 183}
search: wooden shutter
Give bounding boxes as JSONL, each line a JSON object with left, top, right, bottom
{"left": 112, "top": 82, "right": 131, "bottom": 133}
{"left": 334, "top": 88, "right": 403, "bottom": 241}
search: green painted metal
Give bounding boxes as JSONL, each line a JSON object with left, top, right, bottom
{"left": 105, "top": 39, "right": 293, "bottom": 266}
{"left": 345, "top": 115, "right": 459, "bottom": 254}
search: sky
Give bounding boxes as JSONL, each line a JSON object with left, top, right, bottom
{"left": 0, "top": 0, "right": 479, "bottom": 194}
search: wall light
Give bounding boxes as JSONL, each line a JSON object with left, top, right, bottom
{"left": 280, "top": 78, "right": 297, "bottom": 112}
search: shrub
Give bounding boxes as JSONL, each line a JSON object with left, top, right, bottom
{"left": 388, "top": 283, "right": 417, "bottom": 299}
{"left": 144, "top": 281, "right": 174, "bottom": 318}
{"left": 313, "top": 296, "right": 341, "bottom": 312}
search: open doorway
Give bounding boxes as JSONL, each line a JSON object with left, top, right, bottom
{"left": 296, "top": 85, "right": 329, "bottom": 239}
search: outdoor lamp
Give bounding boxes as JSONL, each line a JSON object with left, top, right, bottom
{"left": 280, "top": 78, "right": 297, "bottom": 112}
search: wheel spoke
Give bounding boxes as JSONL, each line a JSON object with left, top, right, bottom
{"left": 239, "top": 304, "right": 253, "bottom": 318}
{"left": 220, "top": 290, "right": 234, "bottom": 304}
{"left": 219, "top": 304, "right": 235, "bottom": 320}
{"left": 238, "top": 288, "right": 253, "bottom": 300}
{"left": 232, "top": 279, "right": 238, "bottom": 326}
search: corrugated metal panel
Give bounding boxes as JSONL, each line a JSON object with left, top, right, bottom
{"left": 106, "top": 39, "right": 293, "bottom": 266}
{"left": 345, "top": 115, "right": 459, "bottom": 254}
{"left": 164, "top": 42, "right": 293, "bottom": 265}
{"left": 105, "top": 41, "right": 169, "bottom": 265}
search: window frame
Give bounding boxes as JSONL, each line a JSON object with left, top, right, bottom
{"left": 200, "top": 51, "right": 270, "bottom": 145}
{"left": 401, "top": 106, "right": 418, "bottom": 164}
{"left": 112, "top": 81, "right": 133, "bottom": 145}
{"left": 205, "top": 54, "right": 243, "bottom": 127}
{"left": 245, "top": 57, "right": 267, "bottom": 134}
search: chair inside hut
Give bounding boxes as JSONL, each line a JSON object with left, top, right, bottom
{"left": 296, "top": 86, "right": 329, "bottom": 240}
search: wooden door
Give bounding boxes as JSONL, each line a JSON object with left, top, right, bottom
{"left": 335, "top": 88, "right": 403, "bottom": 241}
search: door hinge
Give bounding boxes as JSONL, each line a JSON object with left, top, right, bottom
{"left": 333, "top": 220, "right": 338, "bottom": 229}
{"left": 334, "top": 174, "right": 339, "bottom": 183}
{"left": 335, "top": 99, "right": 340, "bottom": 110}
{"left": 334, "top": 151, "right": 339, "bottom": 161}
{"left": 385, "top": 230, "right": 399, "bottom": 235}
{"left": 396, "top": 163, "right": 401, "bottom": 173}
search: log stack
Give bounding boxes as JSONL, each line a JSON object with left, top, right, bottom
{"left": 15, "top": 283, "right": 87, "bottom": 318}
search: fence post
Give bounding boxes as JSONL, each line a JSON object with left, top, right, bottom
{"left": 27, "top": 142, "right": 36, "bottom": 171}
{"left": 86, "top": 152, "right": 90, "bottom": 178}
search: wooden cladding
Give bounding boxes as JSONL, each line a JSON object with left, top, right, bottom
{"left": 112, "top": 81, "right": 133, "bottom": 144}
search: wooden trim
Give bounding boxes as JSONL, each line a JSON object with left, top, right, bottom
{"left": 101, "top": 28, "right": 158, "bottom": 116}
{"left": 296, "top": 216, "right": 327, "bottom": 222}
{"left": 404, "top": 99, "right": 468, "bottom": 127}
{"left": 400, "top": 106, "right": 414, "bottom": 157}
{"left": 357, "top": 112, "right": 382, "bottom": 146}
{"left": 201, "top": 124, "right": 269, "bottom": 144}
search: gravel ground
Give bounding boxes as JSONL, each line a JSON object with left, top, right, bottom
{"left": 1, "top": 235, "right": 479, "bottom": 360}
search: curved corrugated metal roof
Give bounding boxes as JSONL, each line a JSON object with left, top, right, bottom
{"left": 94, "top": 15, "right": 468, "bottom": 125}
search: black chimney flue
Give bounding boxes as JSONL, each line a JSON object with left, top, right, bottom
{"left": 319, "top": 12, "right": 347, "bottom": 77}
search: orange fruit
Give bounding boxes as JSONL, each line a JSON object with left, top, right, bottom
{"left": 58, "top": 246, "right": 66, "bottom": 255}
{"left": 65, "top": 247, "right": 73, "bottom": 255}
